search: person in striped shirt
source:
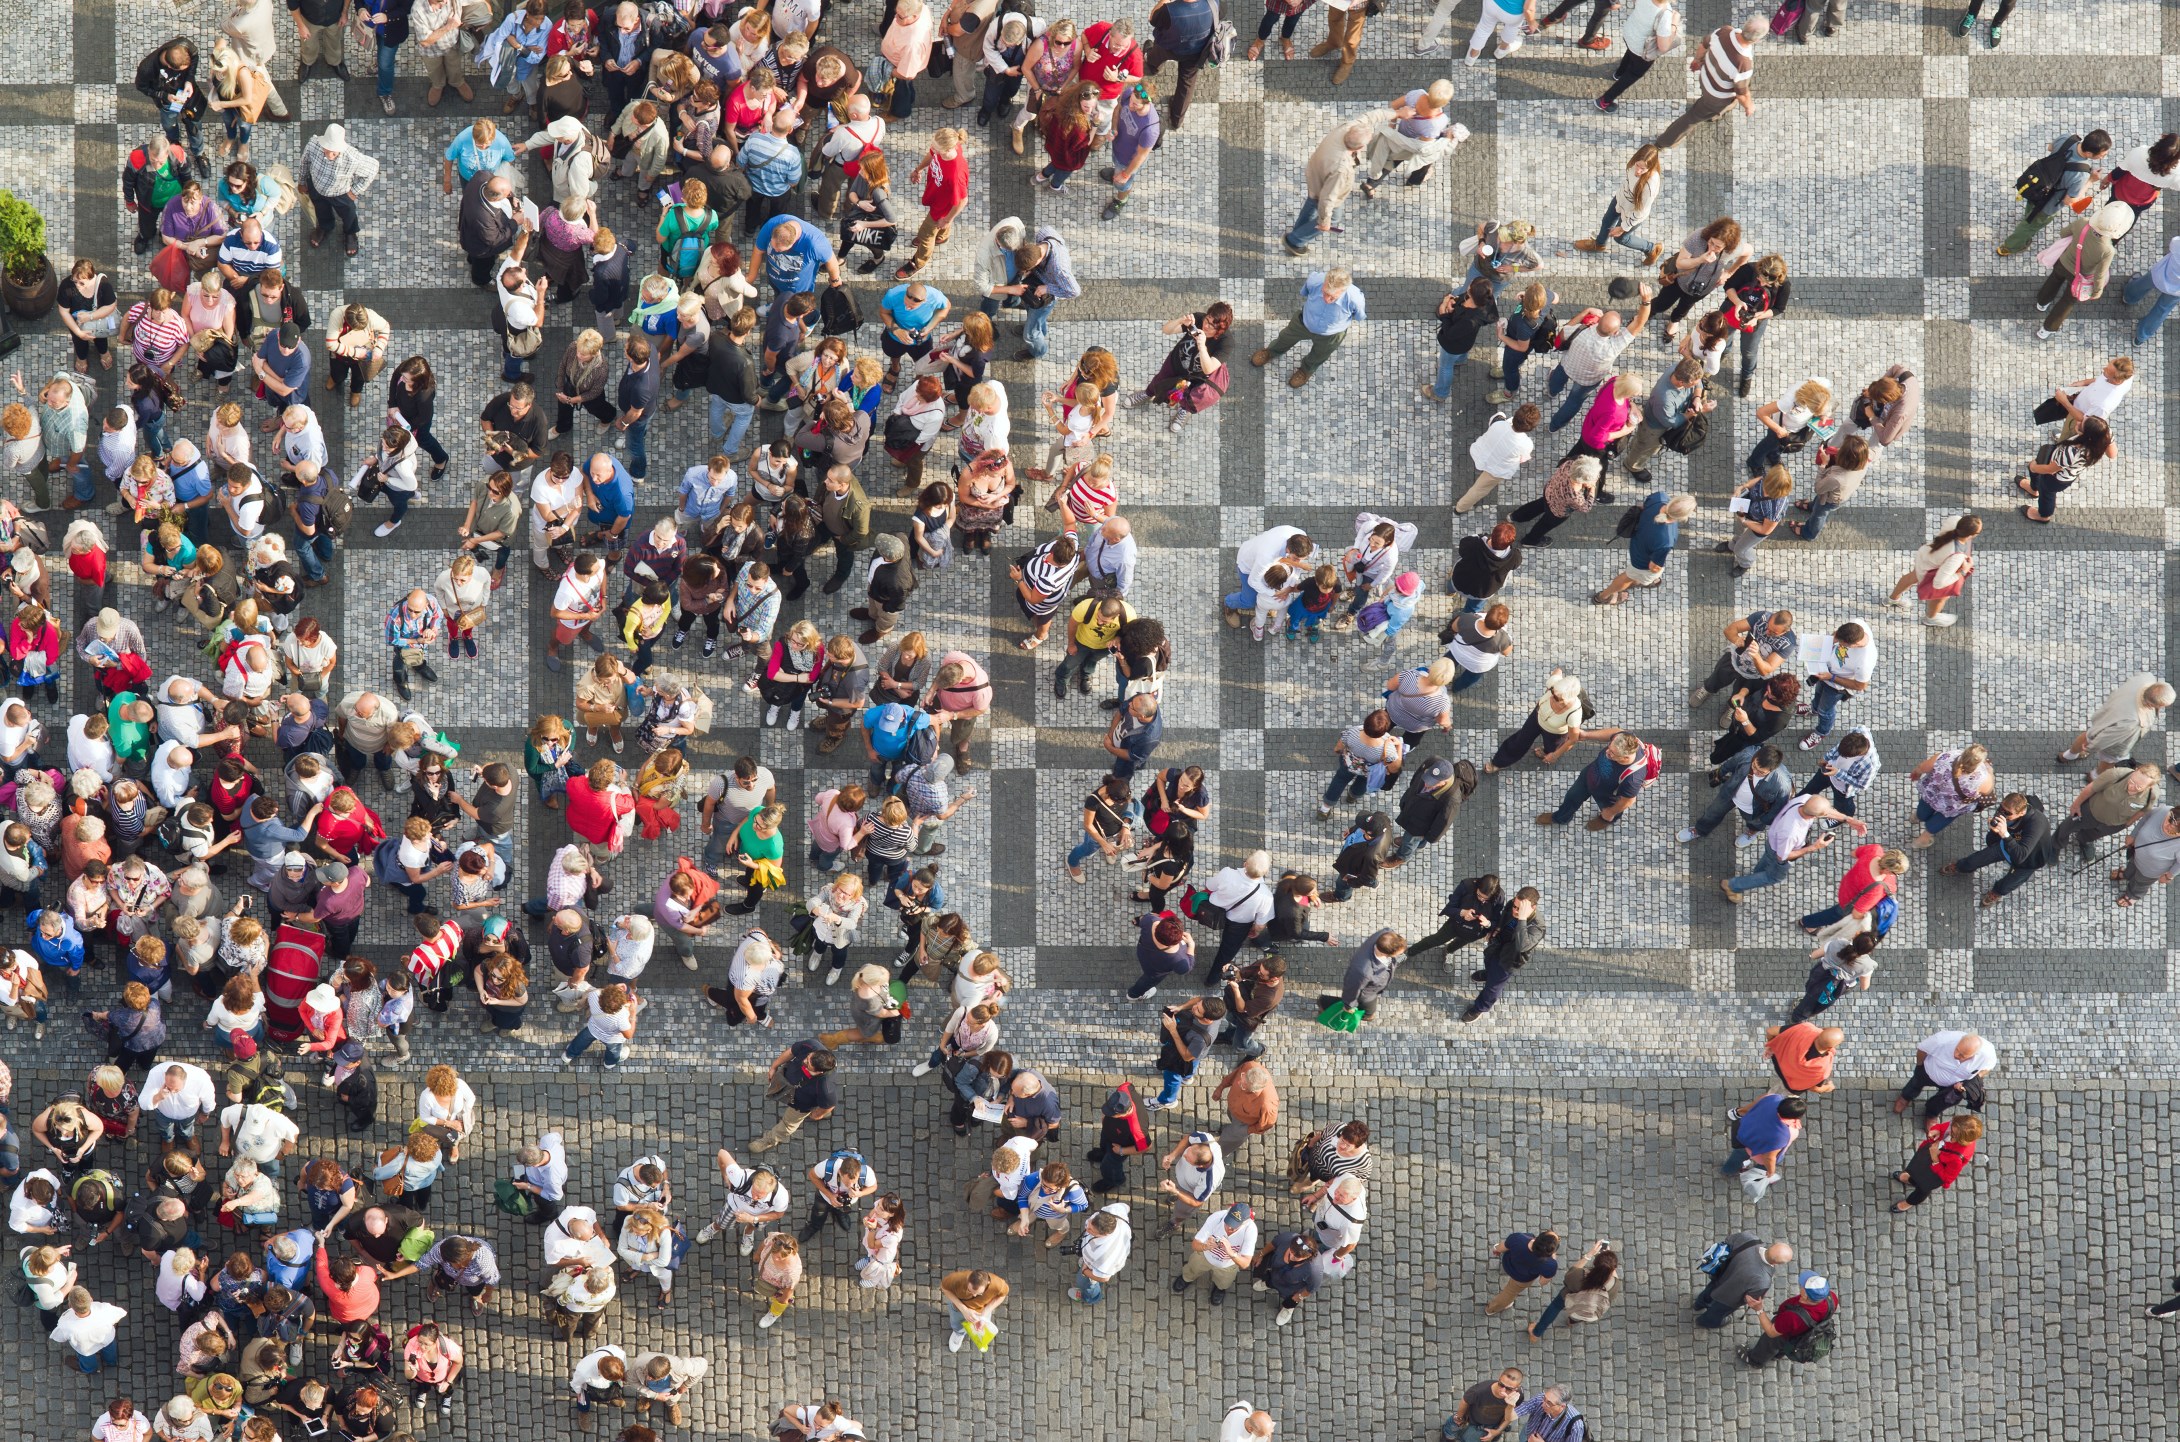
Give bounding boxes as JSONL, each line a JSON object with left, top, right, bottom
{"left": 1653, "top": 17, "right": 1762, "bottom": 151}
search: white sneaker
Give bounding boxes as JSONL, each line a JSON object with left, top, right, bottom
{"left": 948, "top": 1329, "right": 966, "bottom": 1353}
{"left": 758, "top": 1311, "right": 779, "bottom": 1329}
{"left": 32, "top": 1022, "right": 43, "bottom": 1039}
{"left": 695, "top": 1222, "right": 720, "bottom": 1244}
{"left": 2034, "top": 326, "right": 2057, "bottom": 340}
{"left": 1275, "top": 1307, "right": 1294, "bottom": 1327}
{"left": 1676, "top": 827, "right": 1698, "bottom": 844}
{"left": 910, "top": 1061, "right": 932, "bottom": 1078}
{"left": 786, "top": 711, "right": 802, "bottom": 731}
{"left": 807, "top": 952, "right": 824, "bottom": 972}
{"left": 1735, "top": 830, "right": 1762, "bottom": 849}
{"left": 739, "top": 1228, "right": 758, "bottom": 1256}
{"left": 765, "top": 705, "right": 781, "bottom": 725}
{"left": 374, "top": 520, "right": 401, "bottom": 538}
{"left": 1252, "top": 1280, "right": 1268, "bottom": 1294}
{"left": 1798, "top": 733, "right": 1825, "bottom": 751}
{"left": 825, "top": 965, "right": 845, "bottom": 986}
{"left": 1925, "top": 613, "right": 1958, "bottom": 628}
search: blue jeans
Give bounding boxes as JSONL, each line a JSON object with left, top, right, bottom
{"left": 564, "top": 1029, "right": 626, "bottom": 1067}
{"left": 1746, "top": 429, "right": 1787, "bottom": 478}
{"left": 296, "top": 529, "right": 333, "bottom": 582}
{"left": 1915, "top": 797, "right": 1962, "bottom": 835}
{"left": 1592, "top": 199, "right": 1652, "bottom": 255}
{"left": 1323, "top": 768, "right": 1366, "bottom": 808}
{"left": 1799, "top": 902, "right": 1847, "bottom": 930}
{"left": 223, "top": 112, "right": 254, "bottom": 148}
{"left": 1040, "top": 162, "right": 1076, "bottom": 189}
{"left": 622, "top": 418, "right": 649, "bottom": 478}
{"left": 1067, "top": 830, "right": 1104, "bottom": 868}
{"left": 1154, "top": 1067, "right": 1190, "bottom": 1106}
{"left": 143, "top": 412, "right": 174, "bottom": 462}
{"left": 1549, "top": 774, "right": 1609, "bottom": 823}
{"left": 1532, "top": 1289, "right": 1568, "bottom": 1334}
{"left": 1223, "top": 565, "right": 1259, "bottom": 613}
{"left": 501, "top": 349, "right": 528, "bottom": 382}
{"left": 160, "top": 110, "right": 203, "bottom": 160}
{"left": 1432, "top": 349, "right": 1466, "bottom": 400}
{"left": 1545, "top": 365, "right": 1598, "bottom": 432}
{"left": 1075, "top": 1275, "right": 1105, "bottom": 1302}
{"left": 377, "top": 41, "right": 399, "bottom": 97}
{"left": 1808, "top": 679, "right": 1846, "bottom": 737}
{"left": 710, "top": 396, "right": 755, "bottom": 454}
{"left": 1022, "top": 302, "right": 1054, "bottom": 358}
{"left": 1726, "top": 843, "right": 1790, "bottom": 893}
{"left": 1796, "top": 497, "right": 1836, "bottom": 540}
{"left": 2124, "top": 271, "right": 2180, "bottom": 344}
{"left": 1720, "top": 1144, "right": 1751, "bottom": 1175}
{"left": 1286, "top": 196, "right": 1322, "bottom": 253}
{"left": 74, "top": 1341, "right": 120, "bottom": 1373}
{"left": 1449, "top": 663, "right": 1489, "bottom": 694}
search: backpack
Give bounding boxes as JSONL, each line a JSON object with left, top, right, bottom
{"left": 1867, "top": 894, "right": 1898, "bottom": 939}
{"left": 818, "top": 284, "right": 861, "bottom": 336}
{"left": 1698, "top": 1236, "right": 1757, "bottom": 1274}
{"left": 1105, "top": 1081, "right": 1151, "bottom": 1151}
{"left": 321, "top": 479, "right": 355, "bottom": 540}
{"left": 1613, "top": 504, "right": 1644, "bottom": 539}
{"left": 1659, "top": 406, "right": 1710, "bottom": 455}
{"left": 1547, "top": 308, "right": 1601, "bottom": 352}
{"left": 1787, "top": 1311, "right": 1837, "bottom": 1363}
{"left": 658, "top": 204, "right": 719, "bottom": 281}
{"left": 12, "top": 518, "right": 50, "bottom": 555}
{"left": 1202, "top": 0, "right": 1238, "bottom": 65}
{"left": 642, "top": 0, "right": 691, "bottom": 41}
{"left": 1633, "top": 742, "right": 1663, "bottom": 785}
{"left": 370, "top": 832, "right": 406, "bottom": 884}
{"left": 2015, "top": 136, "right": 2087, "bottom": 212}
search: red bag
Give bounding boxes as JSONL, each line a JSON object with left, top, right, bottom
{"left": 149, "top": 243, "right": 192, "bottom": 296}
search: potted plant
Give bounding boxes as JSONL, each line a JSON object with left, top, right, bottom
{"left": 0, "top": 191, "right": 56, "bottom": 320}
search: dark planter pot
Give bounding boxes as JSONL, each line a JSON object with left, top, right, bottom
{"left": 1, "top": 257, "right": 56, "bottom": 319}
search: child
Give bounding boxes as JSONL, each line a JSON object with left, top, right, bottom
{"left": 1359, "top": 571, "right": 1421, "bottom": 660}
{"left": 1249, "top": 562, "right": 1295, "bottom": 642}
{"left": 375, "top": 969, "right": 414, "bottom": 1067}
{"left": 1284, "top": 564, "right": 1341, "bottom": 642}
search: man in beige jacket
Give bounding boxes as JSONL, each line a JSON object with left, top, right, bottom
{"left": 1283, "top": 119, "right": 1367, "bottom": 257}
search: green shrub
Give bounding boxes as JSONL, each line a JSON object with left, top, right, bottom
{"left": 0, "top": 191, "right": 47, "bottom": 284}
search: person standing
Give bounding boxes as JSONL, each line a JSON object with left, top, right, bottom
{"left": 1285, "top": 121, "right": 1368, "bottom": 257}
{"left": 2033, "top": 203, "right": 2129, "bottom": 339}
{"left": 300, "top": 125, "right": 379, "bottom": 259}
{"left": 1310, "top": 0, "right": 1368, "bottom": 84}
{"left": 1444, "top": 1370, "right": 1525, "bottom": 1442}
{"left": 1173, "top": 1201, "right": 1257, "bottom": 1303}
{"left": 1483, "top": 1229, "right": 1559, "bottom": 1318}
{"left": 1907, "top": 744, "right": 1995, "bottom": 850}
{"left": 1070, "top": 1203, "right": 1133, "bottom": 1303}
{"left": 1653, "top": 17, "right": 1762, "bottom": 151}
{"left": 1462, "top": 887, "right": 1540, "bottom": 1022}
{"left": 1996, "top": 131, "right": 2109, "bottom": 256}
{"left": 938, "top": 1267, "right": 1008, "bottom": 1353}
{"left": 1143, "top": 0, "right": 1216, "bottom": 127}
{"left": 1891, "top": 1116, "right": 1981, "bottom": 1214}
{"left": 1892, "top": 1030, "right": 1996, "bottom": 1120}
{"left": 2117, "top": 803, "right": 2180, "bottom": 907}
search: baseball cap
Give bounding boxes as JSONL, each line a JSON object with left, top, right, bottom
{"left": 333, "top": 1040, "right": 365, "bottom": 1064}
{"left": 229, "top": 1031, "right": 258, "bottom": 1059}
{"left": 281, "top": 851, "right": 309, "bottom": 870}
{"left": 317, "top": 862, "right": 349, "bottom": 885}
{"left": 1798, "top": 1270, "right": 1831, "bottom": 1300}
{"left": 1223, "top": 1202, "right": 1253, "bottom": 1230}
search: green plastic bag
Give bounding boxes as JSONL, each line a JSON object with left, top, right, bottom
{"left": 494, "top": 1178, "right": 537, "bottom": 1217}
{"left": 399, "top": 1226, "right": 436, "bottom": 1262}
{"left": 1315, "top": 1000, "right": 1363, "bottom": 1033}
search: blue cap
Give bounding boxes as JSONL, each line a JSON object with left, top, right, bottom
{"left": 1798, "top": 1270, "right": 1830, "bottom": 1300}
{"left": 1224, "top": 1203, "right": 1253, "bottom": 1230}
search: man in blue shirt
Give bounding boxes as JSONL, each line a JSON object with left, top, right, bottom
{"left": 441, "top": 117, "right": 518, "bottom": 191}
{"left": 1104, "top": 694, "right": 1163, "bottom": 779}
{"left": 1144, "top": 0, "right": 1217, "bottom": 129}
{"left": 1539, "top": 730, "right": 1654, "bottom": 831}
{"left": 739, "top": 115, "right": 811, "bottom": 236}
{"left": 1591, "top": 489, "right": 1693, "bottom": 606}
{"left": 163, "top": 437, "right": 217, "bottom": 544}
{"left": 251, "top": 324, "right": 311, "bottom": 430}
{"left": 613, "top": 336, "right": 660, "bottom": 481}
{"left": 215, "top": 218, "right": 283, "bottom": 299}
{"left": 861, "top": 700, "right": 933, "bottom": 790}
{"left": 1722, "top": 1092, "right": 1804, "bottom": 1178}
{"left": 1251, "top": 268, "right": 1366, "bottom": 387}
{"left": 580, "top": 451, "right": 636, "bottom": 554}
{"left": 878, "top": 281, "right": 951, "bottom": 384}
{"left": 758, "top": 292, "right": 817, "bottom": 408}
{"left": 25, "top": 908, "right": 84, "bottom": 997}
{"left": 290, "top": 459, "right": 334, "bottom": 583}
{"left": 748, "top": 215, "right": 841, "bottom": 299}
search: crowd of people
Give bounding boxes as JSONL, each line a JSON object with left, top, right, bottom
{"left": 0, "top": 0, "right": 2168, "bottom": 1436}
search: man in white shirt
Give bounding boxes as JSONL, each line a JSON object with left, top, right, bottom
{"left": 1545, "top": 287, "right": 1654, "bottom": 433}
{"left": 1799, "top": 620, "right": 1876, "bottom": 752}
{"left": 66, "top": 714, "right": 118, "bottom": 783}
{"left": 604, "top": 916, "right": 655, "bottom": 979}
{"left": 1070, "top": 1201, "right": 1133, "bottom": 1303}
{"left": 49, "top": 1286, "right": 127, "bottom": 1371}
{"left": 1158, "top": 1131, "right": 1225, "bottom": 1232}
{"left": 697, "top": 1147, "right": 789, "bottom": 1255}
{"left": 1204, "top": 850, "right": 1277, "bottom": 973}
{"left": 10, "top": 1168, "right": 63, "bottom": 1234}
{"left": 2039, "top": 355, "right": 2134, "bottom": 436}
{"left": 1724, "top": 793, "right": 1862, "bottom": 900}
{"left": 218, "top": 1099, "right": 299, "bottom": 1175}
{"left": 155, "top": 676, "right": 241, "bottom": 750}
{"left": 545, "top": 552, "right": 607, "bottom": 672}
{"left": 149, "top": 741, "right": 198, "bottom": 814}
{"left": 1220, "top": 1403, "right": 1276, "bottom": 1442}
{"left": 529, "top": 459, "right": 586, "bottom": 572}
{"left": 1173, "top": 1201, "right": 1257, "bottom": 1298}
{"left": 513, "top": 1129, "right": 569, "bottom": 1222}
{"left": 139, "top": 1062, "right": 218, "bottom": 1150}
{"left": 1221, "top": 527, "right": 1314, "bottom": 626}
{"left": 1458, "top": 406, "right": 1540, "bottom": 514}
{"left": 1654, "top": 16, "right": 1762, "bottom": 150}
{"left": 542, "top": 1205, "right": 616, "bottom": 1273}
{"left": 1310, "top": 1176, "right": 1368, "bottom": 1260}
{"left": 1895, "top": 1030, "right": 1997, "bottom": 1120}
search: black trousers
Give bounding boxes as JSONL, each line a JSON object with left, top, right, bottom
{"left": 555, "top": 395, "right": 617, "bottom": 433}
{"left": 1408, "top": 917, "right": 1491, "bottom": 956}
{"left": 799, "top": 1194, "right": 853, "bottom": 1241}
{"left": 1541, "top": 0, "right": 1612, "bottom": 40}
{"left": 1897, "top": 1062, "right": 1984, "bottom": 1119}
{"left": 1211, "top": 916, "right": 1254, "bottom": 972}
{"left": 1598, "top": 50, "right": 1655, "bottom": 106}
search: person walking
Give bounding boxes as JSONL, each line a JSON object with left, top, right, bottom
{"left": 2117, "top": 802, "right": 2180, "bottom": 907}
{"left": 1907, "top": 744, "right": 1995, "bottom": 850}
{"left": 1543, "top": 290, "right": 1653, "bottom": 434}
{"left": 1462, "top": 886, "right": 1541, "bottom": 1022}
{"left": 2015, "top": 415, "right": 2114, "bottom": 522}
{"left": 1653, "top": 17, "right": 1762, "bottom": 151}
{"left": 1681, "top": 744, "right": 1791, "bottom": 848}
{"left": 2122, "top": 234, "right": 2180, "bottom": 343}
{"left": 1591, "top": 491, "right": 1695, "bottom": 607}
{"left": 1738, "top": 1272, "right": 1835, "bottom": 1367}
{"left": 1891, "top": 1116, "right": 1981, "bottom": 1214}
{"left": 1595, "top": 0, "right": 1681, "bottom": 111}
{"left": 1253, "top": 270, "right": 1367, "bottom": 389}
{"left": 1528, "top": 1239, "right": 1618, "bottom": 1341}
{"left": 1575, "top": 146, "right": 1665, "bottom": 262}
{"left": 2059, "top": 673, "right": 2173, "bottom": 769}
{"left": 1691, "top": 608, "right": 1797, "bottom": 709}
{"left": 2054, "top": 762, "right": 2160, "bottom": 868}
{"left": 1893, "top": 1030, "right": 1996, "bottom": 1120}
{"left": 1887, "top": 512, "right": 1978, "bottom": 627}
{"left": 1483, "top": 1229, "right": 1559, "bottom": 1318}
{"left": 1460, "top": 405, "right": 1543, "bottom": 516}
{"left": 1535, "top": 732, "right": 1657, "bottom": 832}
{"left": 1487, "top": 671, "right": 1610, "bottom": 774}
{"left": 1285, "top": 119, "right": 1367, "bottom": 257}
{"left": 2033, "top": 203, "right": 2128, "bottom": 339}
{"left": 1996, "top": 131, "right": 2109, "bottom": 256}
{"left": 1693, "top": 1232, "right": 1791, "bottom": 1331}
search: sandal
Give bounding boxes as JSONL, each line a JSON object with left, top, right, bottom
{"left": 1246, "top": 39, "right": 1263, "bottom": 59}
{"left": 1017, "top": 636, "right": 1042, "bottom": 651}
{"left": 1591, "top": 590, "right": 1623, "bottom": 606}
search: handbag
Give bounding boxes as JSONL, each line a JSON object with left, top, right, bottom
{"left": 457, "top": 606, "right": 489, "bottom": 632}
{"left": 2067, "top": 225, "right": 2096, "bottom": 300}
{"left": 493, "top": 1177, "right": 538, "bottom": 1217}
{"left": 150, "top": 243, "right": 193, "bottom": 295}
{"left": 506, "top": 323, "right": 543, "bottom": 358}
{"left": 1314, "top": 999, "right": 1363, "bottom": 1032}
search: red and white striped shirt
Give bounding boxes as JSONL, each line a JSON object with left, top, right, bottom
{"left": 124, "top": 303, "right": 190, "bottom": 369}
{"left": 409, "top": 919, "right": 463, "bottom": 981}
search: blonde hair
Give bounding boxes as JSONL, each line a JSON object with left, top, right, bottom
{"left": 1793, "top": 380, "right": 1832, "bottom": 414}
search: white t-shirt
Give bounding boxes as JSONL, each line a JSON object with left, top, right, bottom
{"left": 157, "top": 1251, "right": 206, "bottom": 1311}
{"left": 2067, "top": 373, "right": 2133, "bottom": 420}
{"left": 221, "top": 1102, "right": 299, "bottom": 1164}
{"left": 727, "top": 935, "right": 783, "bottom": 995}
{"left": 1918, "top": 1030, "right": 1997, "bottom": 1086}
{"left": 141, "top": 1064, "right": 217, "bottom": 1119}
{"left": 151, "top": 742, "right": 196, "bottom": 811}
{"left": 552, "top": 570, "right": 604, "bottom": 624}
{"left": 1236, "top": 526, "right": 1307, "bottom": 595}
{"left": 10, "top": 1168, "right": 62, "bottom": 1232}
{"left": 989, "top": 1136, "right": 1037, "bottom": 1198}
{"left": 719, "top": 1159, "right": 790, "bottom": 1221}
{"left": 50, "top": 1300, "right": 128, "bottom": 1355}
{"left": 531, "top": 469, "right": 583, "bottom": 519}
{"left": 606, "top": 922, "right": 654, "bottom": 979}
{"left": 1192, "top": 1207, "right": 1258, "bottom": 1267}
{"left": 542, "top": 1206, "right": 616, "bottom": 1269}
{"left": 1469, "top": 414, "right": 1535, "bottom": 480}
{"left": 1818, "top": 630, "right": 1876, "bottom": 688}
{"left": 1312, "top": 1189, "right": 1367, "bottom": 1251}
{"left": 1169, "top": 1141, "right": 1225, "bottom": 1203}
{"left": 66, "top": 716, "right": 116, "bottom": 781}
{"left": 1765, "top": 795, "right": 1823, "bottom": 859}
{"left": 586, "top": 992, "right": 633, "bottom": 1044}
{"left": 416, "top": 1079, "right": 478, "bottom": 1131}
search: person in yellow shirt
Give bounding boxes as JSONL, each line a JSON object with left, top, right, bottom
{"left": 1054, "top": 595, "right": 1135, "bottom": 698}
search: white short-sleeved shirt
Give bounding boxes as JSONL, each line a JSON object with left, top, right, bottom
{"left": 10, "top": 1168, "right": 62, "bottom": 1232}
{"left": 552, "top": 570, "right": 604, "bottom": 621}
{"left": 1312, "top": 1190, "right": 1367, "bottom": 1251}
{"left": 531, "top": 470, "right": 583, "bottom": 516}
{"left": 989, "top": 1136, "right": 1037, "bottom": 1197}
{"left": 1192, "top": 1207, "right": 1258, "bottom": 1266}
{"left": 586, "top": 993, "right": 633, "bottom": 1044}
{"left": 720, "top": 1159, "right": 790, "bottom": 1220}
{"left": 1918, "top": 1030, "right": 1997, "bottom": 1086}
{"left": 1170, "top": 1142, "right": 1225, "bottom": 1204}
{"left": 1819, "top": 629, "right": 1876, "bottom": 687}
{"left": 1765, "top": 795, "right": 1823, "bottom": 859}
{"left": 221, "top": 1102, "right": 299, "bottom": 1164}
{"left": 542, "top": 1206, "right": 616, "bottom": 1270}
{"left": 606, "top": 923, "right": 654, "bottom": 979}
{"left": 141, "top": 1064, "right": 217, "bottom": 1119}
{"left": 727, "top": 935, "right": 783, "bottom": 995}
{"left": 1468, "top": 415, "right": 1535, "bottom": 480}
{"left": 417, "top": 1079, "right": 478, "bottom": 1131}
{"left": 2068, "top": 373, "right": 2133, "bottom": 420}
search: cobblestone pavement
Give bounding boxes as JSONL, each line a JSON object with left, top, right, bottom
{"left": 2, "top": 0, "right": 2179, "bottom": 1437}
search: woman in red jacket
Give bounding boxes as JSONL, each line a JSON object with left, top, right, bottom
{"left": 312, "top": 787, "right": 386, "bottom": 864}
{"left": 564, "top": 758, "right": 635, "bottom": 854}
{"left": 1036, "top": 84, "right": 1100, "bottom": 193}
{"left": 1892, "top": 1114, "right": 1981, "bottom": 1212}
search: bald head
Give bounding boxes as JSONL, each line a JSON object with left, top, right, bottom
{"left": 1762, "top": 1241, "right": 1795, "bottom": 1266}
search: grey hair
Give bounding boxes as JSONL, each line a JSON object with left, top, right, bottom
{"left": 1739, "top": 15, "right": 1767, "bottom": 38}
{"left": 1567, "top": 456, "right": 1602, "bottom": 486}
{"left": 1543, "top": 1386, "right": 1571, "bottom": 1406}
{"left": 1343, "top": 121, "right": 1370, "bottom": 148}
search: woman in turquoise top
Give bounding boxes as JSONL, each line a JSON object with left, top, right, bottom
{"left": 215, "top": 161, "right": 284, "bottom": 225}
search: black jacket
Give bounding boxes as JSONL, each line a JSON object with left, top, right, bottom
{"left": 1450, "top": 534, "right": 1522, "bottom": 599}
{"left": 134, "top": 42, "right": 205, "bottom": 118}
{"left": 1483, "top": 911, "right": 1543, "bottom": 971}
{"left": 705, "top": 328, "right": 758, "bottom": 403}
{"left": 1395, "top": 758, "right": 1477, "bottom": 844}
{"left": 867, "top": 557, "right": 916, "bottom": 612}
{"left": 457, "top": 171, "right": 521, "bottom": 260}
{"left": 1437, "top": 877, "right": 1502, "bottom": 931}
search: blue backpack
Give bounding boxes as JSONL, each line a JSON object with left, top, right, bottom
{"left": 1868, "top": 894, "right": 1897, "bottom": 939}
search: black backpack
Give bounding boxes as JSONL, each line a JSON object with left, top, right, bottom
{"left": 1613, "top": 504, "right": 1644, "bottom": 539}
{"left": 1788, "top": 1312, "right": 1837, "bottom": 1364}
{"left": 818, "top": 284, "right": 861, "bottom": 337}
{"left": 1660, "top": 408, "right": 1710, "bottom": 455}
{"left": 2015, "top": 137, "right": 2087, "bottom": 212}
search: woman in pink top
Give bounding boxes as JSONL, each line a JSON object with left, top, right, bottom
{"left": 1574, "top": 373, "right": 1641, "bottom": 462}
{"left": 809, "top": 784, "right": 872, "bottom": 872}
